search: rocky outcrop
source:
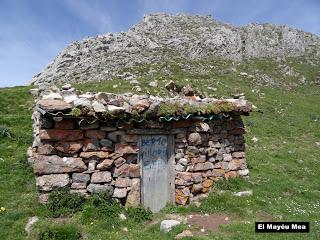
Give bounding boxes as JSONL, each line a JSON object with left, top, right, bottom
{"left": 30, "top": 13, "right": 320, "bottom": 86}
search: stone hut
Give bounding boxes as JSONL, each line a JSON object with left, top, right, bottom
{"left": 28, "top": 85, "right": 252, "bottom": 212}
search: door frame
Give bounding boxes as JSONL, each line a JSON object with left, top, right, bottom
{"left": 137, "top": 134, "right": 175, "bottom": 207}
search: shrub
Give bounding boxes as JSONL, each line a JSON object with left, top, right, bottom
{"left": 126, "top": 206, "right": 152, "bottom": 223}
{"left": 47, "top": 188, "right": 86, "bottom": 217}
{"left": 81, "top": 192, "right": 123, "bottom": 227}
{"left": 0, "top": 125, "right": 12, "bottom": 138}
{"left": 38, "top": 223, "right": 81, "bottom": 240}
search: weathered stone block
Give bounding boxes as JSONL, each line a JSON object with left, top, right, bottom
{"left": 71, "top": 182, "right": 87, "bottom": 189}
{"left": 193, "top": 162, "right": 214, "bottom": 171}
{"left": 202, "top": 179, "right": 213, "bottom": 188}
{"left": 80, "top": 151, "right": 109, "bottom": 159}
{"left": 55, "top": 141, "right": 83, "bottom": 154}
{"left": 175, "top": 195, "right": 189, "bottom": 205}
{"left": 120, "top": 134, "right": 138, "bottom": 143}
{"left": 125, "top": 178, "right": 140, "bottom": 207}
{"left": 191, "top": 183, "right": 203, "bottom": 193}
{"left": 96, "top": 159, "right": 114, "bottom": 170}
{"left": 87, "top": 183, "right": 113, "bottom": 194}
{"left": 188, "top": 133, "right": 202, "bottom": 146}
{"left": 83, "top": 139, "right": 100, "bottom": 152}
{"left": 34, "top": 155, "right": 87, "bottom": 175}
{"left": 129, "top": 164, "right": 140, "bottom": 177}
{"left": 72, "top": 173, "right": 90, "bottom": 183}
{"left": 36, "top": 174, "right": 70, "bottom": 191}
{"left": 107, "top": 130, "right": 125, "bottom": 142}
{"left": 37, "top": 100, "right": 71, "bottom": 112}
{"left": 115, "top": 178, "right": 131, "bottom": 187}
{"left": 232, "top": 152, "right": 245, "bottom": 158}
{"left": 115, "top": 143, "right": 138, "bottom": 155}
{"left": 112, "top": 187, "right": 127, "bottom": 198}
{"left": 37, "top": 144, "right": 56, "bottom": 155}
{"left": 175, "top": 172, "right": 192, "bottom": 186}
{"left": 39, "top": 129, "right": 83, "bottom": 141}
{"left": 113, "top": 164, "right": 130, "bottom": 177}
{"left": 85, "top": 130, "right": 106, "bottom": 139}
{"left": 91, "top": 171, "right": 112, "bottom": 183}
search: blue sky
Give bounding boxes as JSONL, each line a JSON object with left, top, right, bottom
{"left": 0, "top": 0, "right": 319, "bottom": 87}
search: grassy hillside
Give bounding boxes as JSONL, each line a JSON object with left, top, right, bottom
{"left": 0, "top": 57, "right": 320, "bottom": 239}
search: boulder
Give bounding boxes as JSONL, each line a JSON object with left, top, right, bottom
{"left": 160, "top": 220, "right": 181, "bottom": 233}
{"left": 36, "top": 174, "right": 70, "bottom": 191}
{"left": 34, "top": 155, "right": 87, "bottom": 175}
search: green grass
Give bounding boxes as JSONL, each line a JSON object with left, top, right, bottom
{"left": 1, "top": 57, "right": 320, "bottom": 239}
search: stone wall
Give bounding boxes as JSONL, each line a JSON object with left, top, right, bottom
{"left": 29, "top": 110, "right": 249, "bottom": 206}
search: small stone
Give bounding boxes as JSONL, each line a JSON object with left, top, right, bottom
{"left": 92, "top": 100, "right": 106, "bottom": 112}
{"left": 62, "top": 84, "right": 72, "bottom": 90}
{"left": 186, "top": 146, "right": 200, "bottom": 156}
{"left": 107, "top": 105, "right": 125, "bottom": 114}
{"left": 206, "top": 147, "right": 218, "bottom": 156}
{"left": 132, "top": 99, "right": 150, "bottom": 112}
{"left": 38, "top": 193, "right": 50, "bottom": 204}
{"left": 233, "top": 190, "right": 253, "bottom": 197}
{"left": 238, "top": 169, "right": 249, "bottom": 176}
{"left": 91, "top": 171, "right": 112, "bottom": 183}
{"left": 175, "top": 172, "right": 192, "bottom": 186}
{"left": 25, "top": 216, "right": 39, "bottom": 235}
{"left": 74, "top": 98, "right": 92, "bottom": 109}
{"left": 112, "top": 188, "right": 127, "bottom": 198}
{"left": 113, "top": 164, "right": 130, "bottom": 177}
{"left": 188, "top": 133, "right": 202, "bottom": 146}
{"left": 223, "top": 153, "right": 232, "bottom": 161}
{"left": 119, "top": 213, "right": 127, "bottom": 221}
{"left": 175, "top": 230, "right": 193, "bottom": 239}
{"left": 195, "top": 122, "right": 210, "bottom": 132}
{"left": 203, "top": 179, "right": 214, "bottom": 188}
{"left": 88, "top": 160, "right": 97, "bottom": 170}
{"left": 178, "top": 158, "right": 188, "bottom": 166}
{"left": 129, "top": 164, "right": 140, "bottom": 177}
{"left": 192, "top": 173, "right": 203, "bottom": 183}
{"left": 42, "top": 92, "right": 62, "bottom": 100}
{"left": 160, "top": 220, "right": 181, "bottom": 232}
{"left": 232, "top": 152, "right": 245, "bottom": 158}
{"left": 175, "top": 195, "right": 189, "bottom": 205}
{"left": 149, "top": 80, "right": 158, "bottom": 87}
{"left": 175, "top": 153, "right": 184, "bottom": 160}
{"left": 192, "top": 183, "right": 203, "bottom": 193}
{"left": 175, "top": 163, "right": 186, "bottom": 172}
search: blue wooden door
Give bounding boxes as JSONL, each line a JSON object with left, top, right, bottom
{"left": 139, "top": 135, "right": 170, "bottom": 212}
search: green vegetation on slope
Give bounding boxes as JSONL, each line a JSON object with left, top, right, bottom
{"left": 1, "top": 57, "right": 320, "bottom": 239}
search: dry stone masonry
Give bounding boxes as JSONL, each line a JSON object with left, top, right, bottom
{"left": 28, "top": 85, "right": 252, "bottom": 208}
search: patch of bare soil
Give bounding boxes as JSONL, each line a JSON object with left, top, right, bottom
{"left": 187, "top": 214, "right": 230, "bottom": 232}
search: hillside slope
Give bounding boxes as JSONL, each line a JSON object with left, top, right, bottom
{"left": 30, "top": 13, "right": 320, "bottom": 86}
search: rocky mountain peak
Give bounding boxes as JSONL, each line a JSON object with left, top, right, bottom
{"left": 31, "top": 13, "right": 320, "bottom": 86}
